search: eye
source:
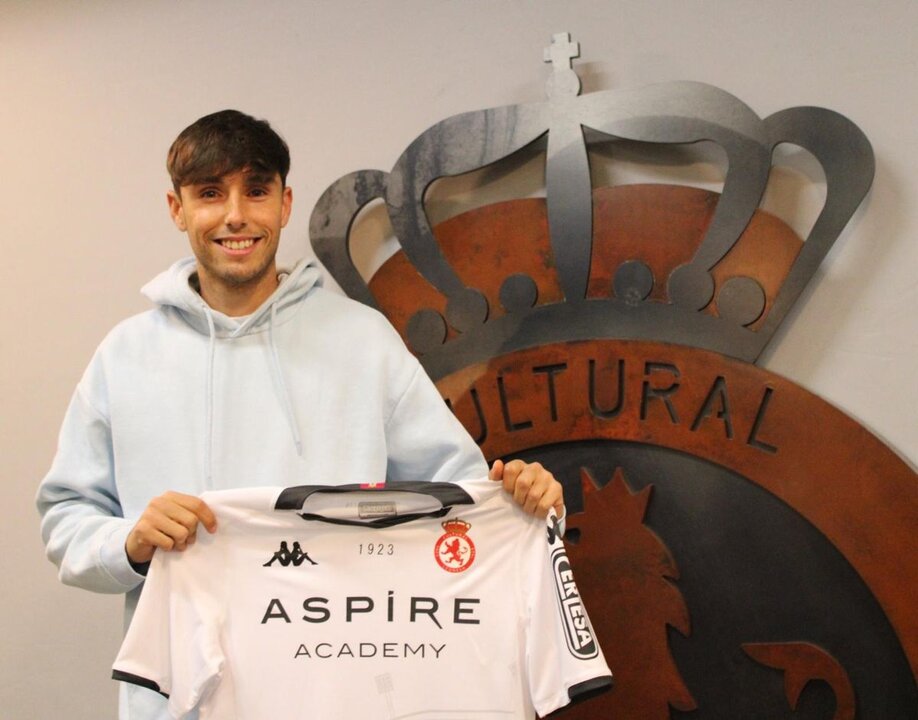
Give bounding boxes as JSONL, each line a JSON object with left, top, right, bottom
{"left": 248, "top": 187, "right": 269, "bottom": 198}
{"left": 198, "top": 188, "right": 220, "bottom": 199}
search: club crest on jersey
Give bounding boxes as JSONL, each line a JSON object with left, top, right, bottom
{"left": 434, "top": 519, "right": 476, "bottom": 573}
{"left": 263, "top": 541, "right": 318, "bottom": 568}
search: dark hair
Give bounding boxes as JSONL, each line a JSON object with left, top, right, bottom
{"left": 167, "top": 109, "right": 290, "bottom": 191}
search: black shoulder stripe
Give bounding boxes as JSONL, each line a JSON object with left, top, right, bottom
{"left": 112, "top": 669, "right": 170, "bottom": 699}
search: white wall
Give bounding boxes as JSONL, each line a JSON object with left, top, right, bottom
{"left": 2, "top": 1, "right": 916, "bottom": 716}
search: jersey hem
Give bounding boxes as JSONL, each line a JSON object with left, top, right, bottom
{"left": 112, "top": 669, "right": 169, "bottom": 698}
{"left": 539, "top": 673, "right": 614, "bottom": 717}
{"left": 569, "top": 673, "right": 614, "bottom": 701}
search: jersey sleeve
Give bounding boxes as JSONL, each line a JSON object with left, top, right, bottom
{"left": 112, "top": 537, "right": 226, "bottom": 718}
{"left": 524, "top": 510, "right": 613, "bottom": 717}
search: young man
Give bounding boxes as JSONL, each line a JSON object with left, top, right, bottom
{"left": 37, "top": 110, "right": 563, "bottom": 719}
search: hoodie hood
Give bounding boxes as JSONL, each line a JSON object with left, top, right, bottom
{"left": 141, "top": 256, "right": 323, "bottom": 337}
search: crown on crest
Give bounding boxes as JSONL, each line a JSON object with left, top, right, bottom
{"left": 442, "top": 519, "right": 471, "bottom": 535}
{"left": 309, "top": 33, "right": 874, "bottom": 381}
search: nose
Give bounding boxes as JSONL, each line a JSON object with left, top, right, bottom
{"left": 224, "top": 192, "right": 246, "bottom": 230}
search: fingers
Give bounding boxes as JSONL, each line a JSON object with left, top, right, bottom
{"left": 125, "top": 491, "right": 217, "bottom": 565}
{"left": 499, "top": 460, "right": 566, "bottom": 519}
{"left": 543, "top": 482, "right": 566, "bottom": 518}
{"left": 488, "top": 459, "right": 504, "bottom": 483}
{"left": 490, "top": 458, "right": 526, "bottom": 496}
{"left": 180, "top": 493, "right": 217, "bottom": 534}
{"left": 511, "top": 462, "right": 537, "bottom": 512}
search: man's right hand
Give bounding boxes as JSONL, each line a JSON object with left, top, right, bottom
{"left": 125, "top": 491, "right": 217, "bottom": 565}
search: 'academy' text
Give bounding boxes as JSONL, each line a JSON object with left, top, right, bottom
{"left": 293, "top": 641, "right": 447, "bottom": 659}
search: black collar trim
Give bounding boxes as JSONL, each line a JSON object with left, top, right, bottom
{"left": 297, "top": 506, "right": 453, "bottom": 528}
{"left": 275, "top": 481, "right": 475, "bottom": 511}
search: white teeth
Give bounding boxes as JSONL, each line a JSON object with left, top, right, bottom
{"left": 223, "top": 238, "right": 255, "bottom": 250}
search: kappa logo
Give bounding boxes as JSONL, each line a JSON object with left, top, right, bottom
{"left": 263, "top": 541, "right": 318, "bottom": 568}
{"left": 434, "top": 519, "right": 476, "bottom": 573}
{"left": 546, "top": 513, "right": 564, "bottom": 545}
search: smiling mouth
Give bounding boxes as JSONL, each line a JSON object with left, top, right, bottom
{"left": 216, "top": 237, "right": 260, "bottom": 251}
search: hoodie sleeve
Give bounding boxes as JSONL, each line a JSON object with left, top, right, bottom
{"left": 384, "top": 358, "right": 489, "bottom": 484}
{"left": 36, "top": 355, "right": 145, "bottom": 594}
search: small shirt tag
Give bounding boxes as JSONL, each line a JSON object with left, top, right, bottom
{"left": 358, "top": 501, "right": 398, "bottom": 520}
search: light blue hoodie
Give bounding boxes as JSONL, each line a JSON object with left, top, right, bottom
{"left": 37, "top": 257, "right": 488, "bottom": 719}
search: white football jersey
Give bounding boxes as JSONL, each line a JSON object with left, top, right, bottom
{"left": 113, "top": 478, "right": 612, "bottom": 719}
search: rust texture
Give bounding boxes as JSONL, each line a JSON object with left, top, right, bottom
{"left": 436, "top": 339, "right": 918, "bottom": 685}
{"left": 368, "top": 185, "right": 802, "bottom": 340}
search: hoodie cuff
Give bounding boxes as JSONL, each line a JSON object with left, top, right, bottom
{"left": 100, "top": 521, "right": 148, "bottom": 589}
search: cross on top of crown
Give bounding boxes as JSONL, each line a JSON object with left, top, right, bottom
{"left": 543, "top": 32, "right": 582, "bottom": 99}
{"left": 543, "top": 32, "right": 580, "bottom": 69}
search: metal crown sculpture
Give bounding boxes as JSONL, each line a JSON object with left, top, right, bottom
{"left": 309, "top": 32, "right": 874, "bottom": 380}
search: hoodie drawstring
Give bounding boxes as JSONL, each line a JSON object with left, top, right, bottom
{"left": 269, "top": 303, "right": 304, "bottom": 457}
{"left": 203, "top": 306, "right": 217, "bottom": 490}
{"left": 201, "top": 302, "right": 304, "bottom": 488}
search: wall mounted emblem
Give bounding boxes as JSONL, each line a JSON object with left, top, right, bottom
{"left": 310, "top": 34, "right": 917, "bottom": 718}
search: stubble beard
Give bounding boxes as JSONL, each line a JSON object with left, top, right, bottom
{"left": 196, "top": 242, "right": 279, "bottom": 301}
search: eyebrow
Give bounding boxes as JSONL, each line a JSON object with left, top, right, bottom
{"left": 189, "top": 175, "right": 224, "bottom": 186}
{"left": 243, "top": 172, "right": 277, "bottom": 186}
{"left": 186, "top": 172, "right": 278, "bottom": 188}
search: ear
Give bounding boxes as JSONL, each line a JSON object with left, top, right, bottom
{"left": 167, "top": 190, "right": 187, "bottom": 232}
{"left": 280, "top": 186, "right": 293, "bottom": 228}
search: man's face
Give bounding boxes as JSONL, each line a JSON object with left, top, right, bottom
{"left": 167, "top": 170, "right": 292, "bottom": 303}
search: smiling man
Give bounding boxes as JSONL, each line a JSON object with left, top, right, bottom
{"left": 37, "top": 110, "right": 563, "bottom": 719}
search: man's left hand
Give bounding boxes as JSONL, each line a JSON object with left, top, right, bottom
{"left": 489, "top": 459, "right": 564, "bottom": 519}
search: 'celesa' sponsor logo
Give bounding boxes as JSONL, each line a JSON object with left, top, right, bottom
{"left": 552, "top": 548, "right": 598, "bottom": 659}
